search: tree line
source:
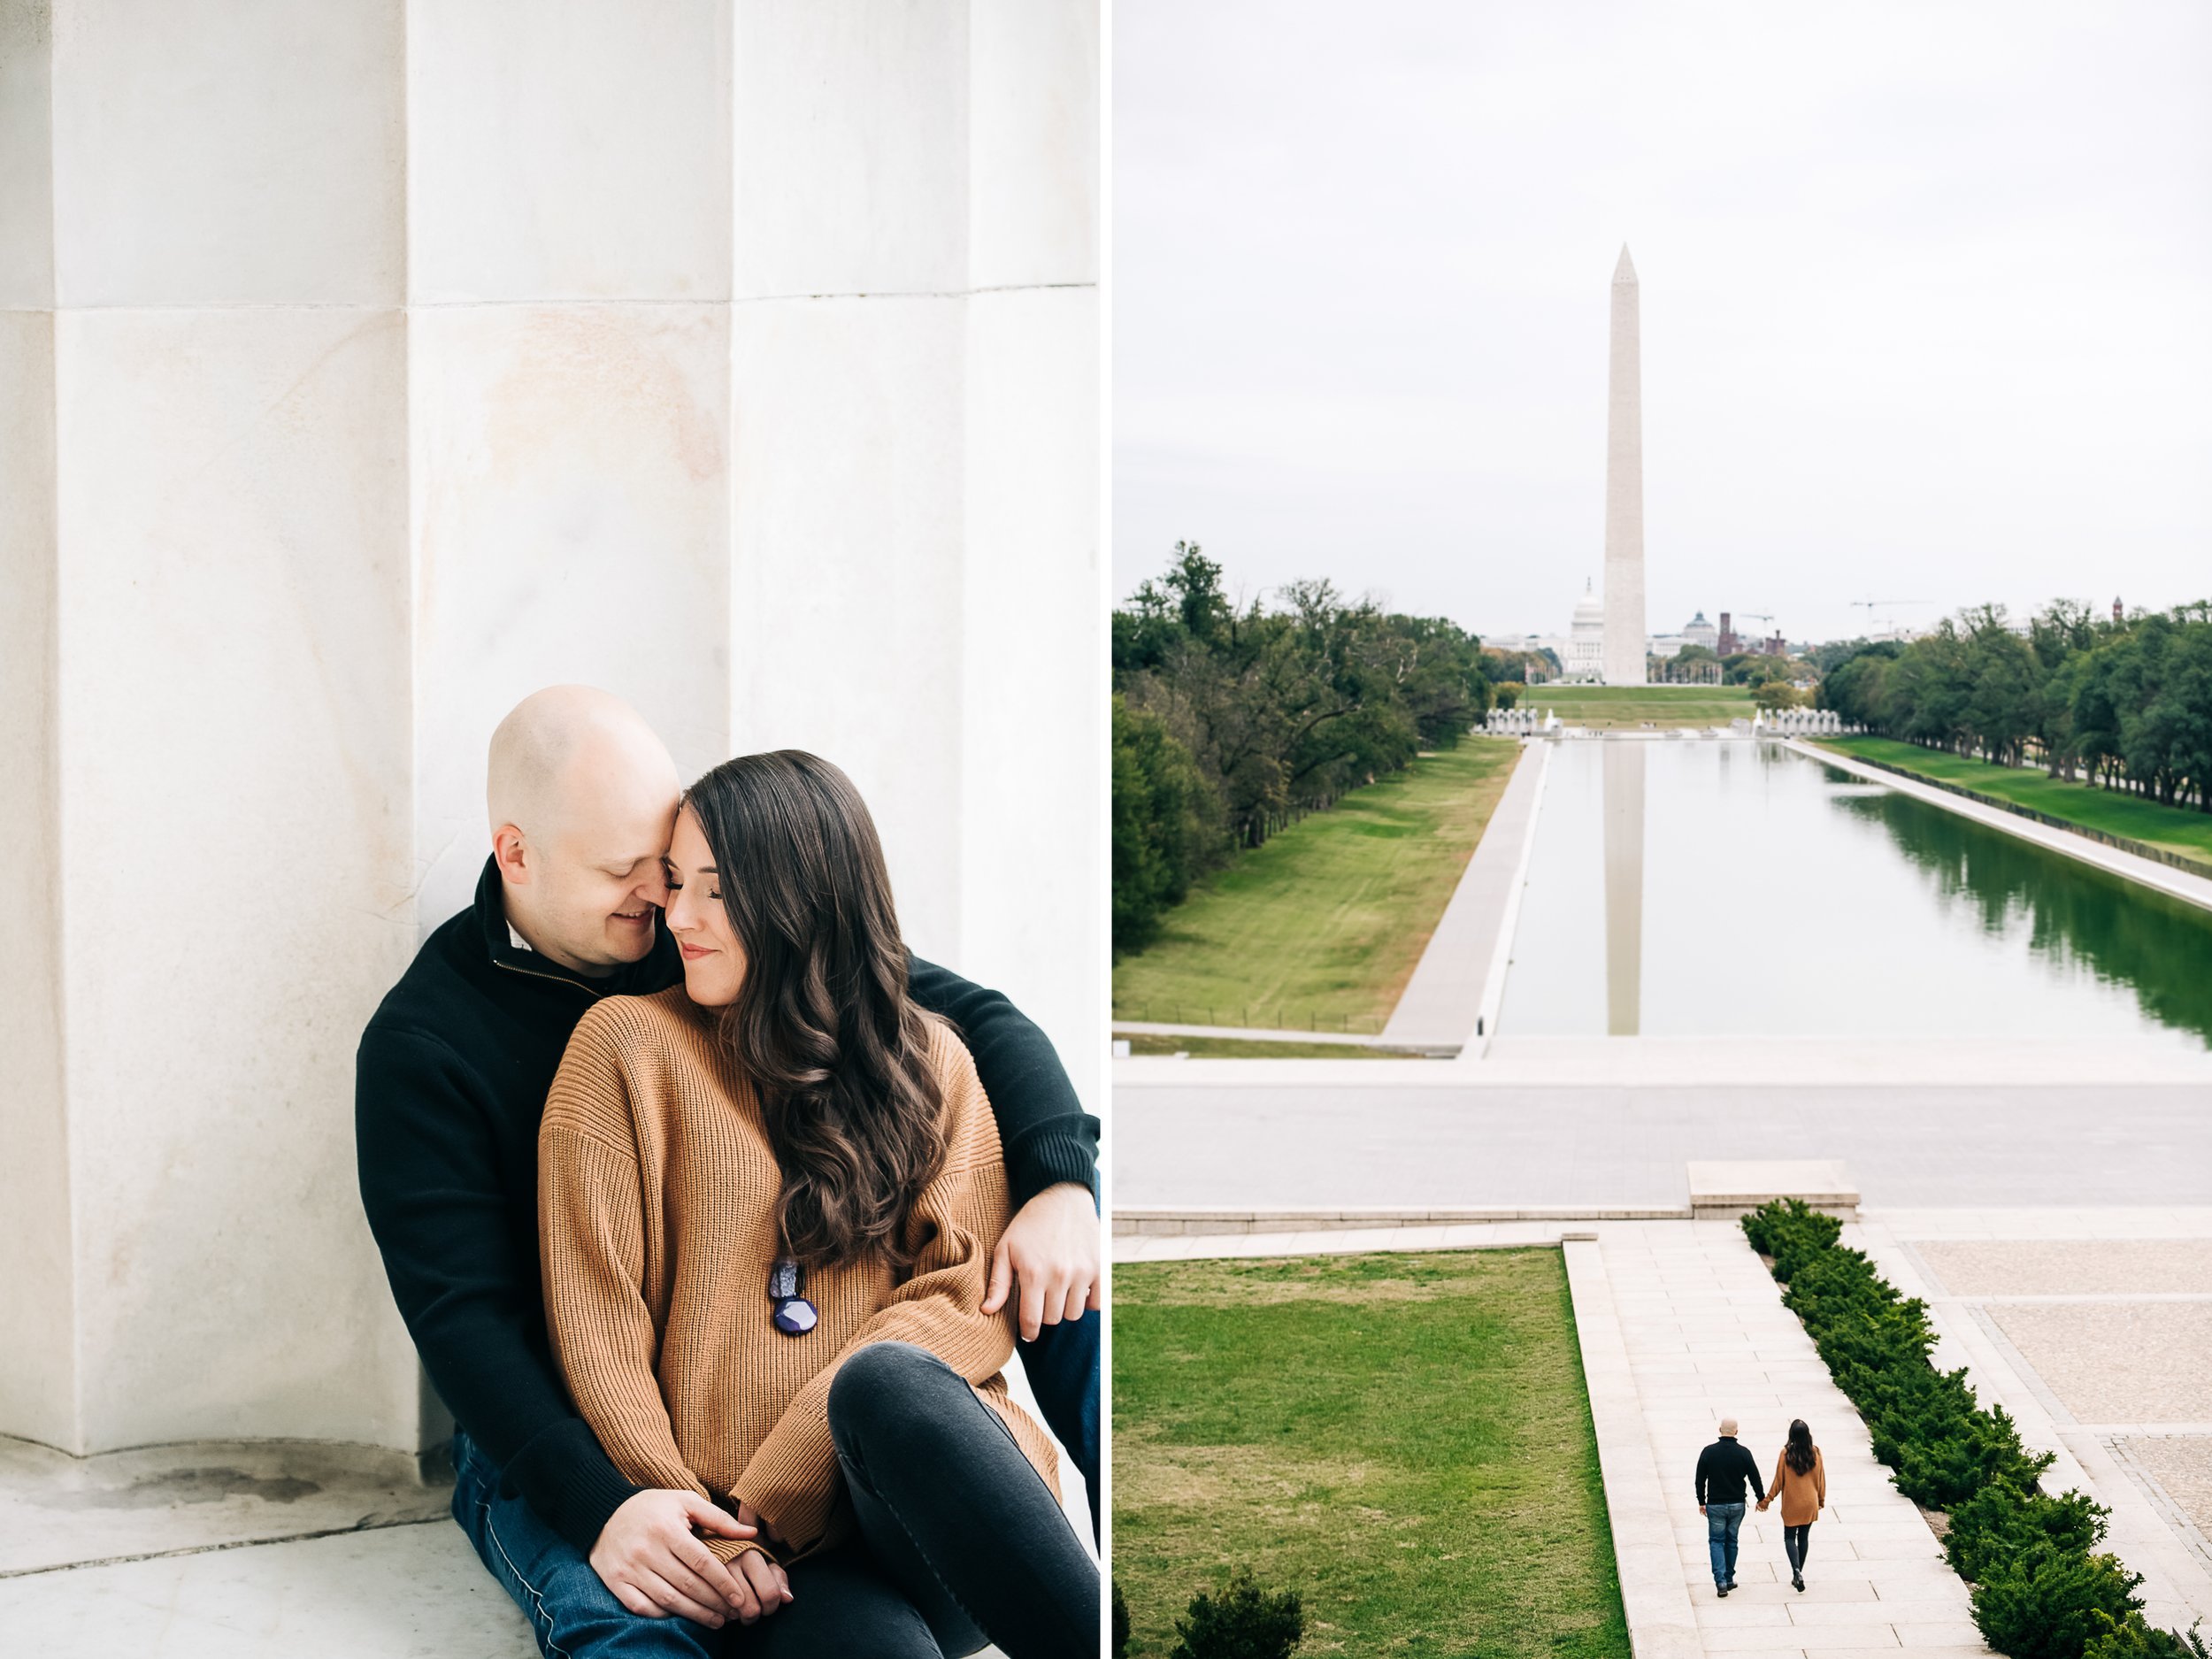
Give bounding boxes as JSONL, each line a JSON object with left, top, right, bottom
{"left": 1820, "top": 600, "right": 2212, "bottom": 810}
{"left": 1112, "top": 544, "right": 1494, "bottom": 952}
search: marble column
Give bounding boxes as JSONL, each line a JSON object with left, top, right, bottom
{"left": 0, "top": 0, "right": 1099, "bottom": 1463}
{"left": 1601, "top": 246, "right": 1647, "bottom": 687}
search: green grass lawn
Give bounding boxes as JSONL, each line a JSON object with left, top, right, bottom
{"left": 1115, "top": 1250, "right": 1630, "bottom": 1659}
{"left": 1527, "top": 685, "right": 1754, "bottom": 728}
{"left": 1816, "top": 735, "right": 2212, "bottom": 869}
{"left": 1116, "top": 1033, "right": 1424, "bottom": 1060}
{"left": 1111, "top": 740, "right": 1519, "bottom": 1032}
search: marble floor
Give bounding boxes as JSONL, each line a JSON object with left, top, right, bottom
{"left": 0, "top": 1356, "right": 1087, "bottom": 1658}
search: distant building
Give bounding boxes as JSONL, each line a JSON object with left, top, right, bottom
{"left": 1717, "top": 611, "right": 1738, "bottom": 657}
{"left": 1563, "top": 580, "right": 1605, "bottom": 681}
{"left": 1683, "top": 611, "right": 1718, "bottom": 652}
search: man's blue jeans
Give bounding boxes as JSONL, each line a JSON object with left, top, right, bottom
{"left": 451, "top": 1429, "right": 719, "bottom": 1659}
{"left": 1024, "top": 1309, "right": 1101, "bottom": 1540}
{"left": 1706, "top": 1502, "right": 1747, "bottom": 1587}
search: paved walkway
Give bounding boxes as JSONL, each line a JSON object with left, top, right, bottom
{"left": 1113, "top": 1078, "right": 2212, "bottom": 1212}
{"left": 1380, "top": 739, "right": 1548, "bottom": 1048}
{"left": 1863, "top": 1209, "right": 2212, "bottom": 1635}
{"left": 1596, "top": 1222, "right": 1989, "bottom": 1655}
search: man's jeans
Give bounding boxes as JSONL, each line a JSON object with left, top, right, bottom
{"left": 451, "top": 1430, "right": 718, "bottom": 1659}
{"left": 1706, "top": 1502, "right": 1747, "bottom": 1587}
{"left": 449, "top": 1315, "right": 1100, "bottom": 1655}
{"left": 1024, "top": 1309, "right": 1101, "bottom": 1540}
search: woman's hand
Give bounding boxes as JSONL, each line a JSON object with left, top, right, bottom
{"left": 728, "top": 1547, "right": 793, "bottom": 1624}
{"left": 985, "top": 1181, "right": 1101, "bottom": 1340}
{"left": 726, "top": 1502, "right": 795, "bottom": 1621}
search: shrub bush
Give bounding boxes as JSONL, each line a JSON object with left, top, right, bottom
{"left": 2084, "top": 1614, "right": 2212, "bottom": 1658}
{"left": 1168, "top": 1572, "right": 1303, "bottom": 1659}
{"left": 1946, "top": 1480, "right": 2108, "bottom": 1586}
{"left": 1741, "top": 1199, "right": 2139, "bottom": 1659}
{"left": 1970, "top": 1545, "right": 2143, "bottom": 1659}
{"left": 1113, "top": 1581, "right": 1131, "bottom": 1659}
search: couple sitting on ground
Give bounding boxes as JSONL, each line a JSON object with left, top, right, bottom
{"left": 357, "top": 687, "right": 1101, "bottom": 1657}
{"left": 1697, "top": 1417, "right": 1827, "bottom": 1598}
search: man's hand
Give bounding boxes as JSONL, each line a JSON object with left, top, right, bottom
{"left": 983, "top": 1180, "right": 1101, "bottom": 1341}
{"left": 1698, "top": 1504, "right": 1707, "bottom": 1517}
{"left": 590, "top": 1489, "right": 760, "bottom": 1628}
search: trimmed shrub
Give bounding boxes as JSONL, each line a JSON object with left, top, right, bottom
{"left": 1740, "top": 1200, "right": 2047, "bottom": 1509}
{"left": 1946, "top": 1480, "right": 2108, "bottom": 1586}
{"left": 1970, "top": 1544, "right": 2143, "bottom": 1659}
{"left": 1169, "top": 1572, "right": 1303, "bottom": 1659}
{"left": 2083, "top": 1617, "right": 2212, "bottom": 1659}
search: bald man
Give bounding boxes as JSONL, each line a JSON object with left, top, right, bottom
{"left": 357, "top": 687, "right": 1101, "bottom": 1657}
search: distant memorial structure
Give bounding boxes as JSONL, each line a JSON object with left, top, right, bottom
{"left": 1601, "top": 246, "right": 1647, "bottom": 686}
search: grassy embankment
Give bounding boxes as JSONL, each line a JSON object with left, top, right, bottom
{"left": 1111, "top": 739, "right": 1519, "bottom": 1037}
{"left": 1118, "top": 1033, "right": 1414, "bottom": 1060}
{"left": 1525, "top": 684, "right": 1755, "bottom": 728}
{"left": 1816, "top": 734, "right": 2212, "bottom": 870}
{"left": 1115, "top": 1249, "right": 1630, "bottom": 1659}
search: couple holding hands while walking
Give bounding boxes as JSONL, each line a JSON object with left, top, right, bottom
{"left": 1696, "top": 1417, "right": 1827, "bottom": 1598}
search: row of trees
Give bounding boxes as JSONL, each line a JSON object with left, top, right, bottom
{"left": 1820, "top": 601, "right": 2212, "bottom": 809}
{"left": 1113, "top": 544, "right": 1494, "bottom": 951}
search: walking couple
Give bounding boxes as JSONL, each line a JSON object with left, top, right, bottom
{"left": 1696, "top": 1416, "right": 1826, "bottom": 1597}
{"left": 357, "top": 687, "right": 1102, "bottom": 1656}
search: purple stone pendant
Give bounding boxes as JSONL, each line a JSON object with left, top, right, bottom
{"left": 768, "top": 1256, "right": 818, "bottom": 1336}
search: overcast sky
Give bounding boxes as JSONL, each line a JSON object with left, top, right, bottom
{"left": 1113, "top": 1, "right": 2212, "bottom": 645}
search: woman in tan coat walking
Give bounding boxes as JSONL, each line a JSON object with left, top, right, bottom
{"left": 1757, "top": 1418, "right": 1826, "bottom": 1592}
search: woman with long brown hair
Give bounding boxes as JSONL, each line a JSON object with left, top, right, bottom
{"left": 537, "top": 750, "right": 1098, "bottom": 1655}
{"left": 1757, "top": 1418, "right": 1826, "bottom": 1593}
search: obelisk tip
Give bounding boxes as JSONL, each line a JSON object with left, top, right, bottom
{"left": 1613, "top": 244, "right": 1637, "bottom": 284}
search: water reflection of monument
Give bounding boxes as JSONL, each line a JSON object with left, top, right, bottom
{"left": 1602, "top": 741, "right": 1645, "bottom": 1034}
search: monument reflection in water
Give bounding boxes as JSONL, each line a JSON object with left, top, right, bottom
{"left": 1603, "top": 741, "right": 1645, "bottom": 1035}
{"left": 1500, "top": 738, "right": 2212, "bottom": 1048}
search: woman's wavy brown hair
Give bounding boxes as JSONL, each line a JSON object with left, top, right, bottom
{"left": 682, "top": 750, "right": 946, "bottom": 1271}
{"left": 1786, "top": 1418, "right": 1816, "bottom": 1476}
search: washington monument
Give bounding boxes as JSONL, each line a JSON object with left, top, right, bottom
{"left": 1601, "top": 245, "right": 1647, "bottom": 686}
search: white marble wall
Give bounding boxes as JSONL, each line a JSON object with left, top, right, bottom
{"left": 1, "top": 0, "right": 1099, "bottom": 1459}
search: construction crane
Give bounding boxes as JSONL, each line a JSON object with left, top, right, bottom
{"left": 1850, "top": 598, "right": 1931, "bottom": 638}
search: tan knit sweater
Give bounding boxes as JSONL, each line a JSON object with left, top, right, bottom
{"left": 1763, "top": 1447, "right": 1826, "bottom": 1526}
{"left": 538, "top": 987, "right": 1056, "bottom": 1560}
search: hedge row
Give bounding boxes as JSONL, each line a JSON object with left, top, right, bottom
{"left": 1742, "top": 1201, "right": 2205, "bottom": 1659}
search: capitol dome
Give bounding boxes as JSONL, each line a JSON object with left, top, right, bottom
{"left": 1563, "top": 579, "right": 1605, "bottom": 681}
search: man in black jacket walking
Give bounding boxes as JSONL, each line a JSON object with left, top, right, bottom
{"left": 357, "top": 687, "right": 1102, "bottom": 1655}
{"left": 1695, "top": 1416, "right": 1766, "bottom": 1596}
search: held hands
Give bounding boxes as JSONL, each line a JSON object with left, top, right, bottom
{"left": 590, "top": 1489, "right": 790, "bottom": 1628}
{"left": 984, "top": 1180, "right": 1102, "bottom": 1341}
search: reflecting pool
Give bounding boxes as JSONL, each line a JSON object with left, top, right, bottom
{"left": 1496, "top": 739, "right": 2212, "bottom": 1048}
